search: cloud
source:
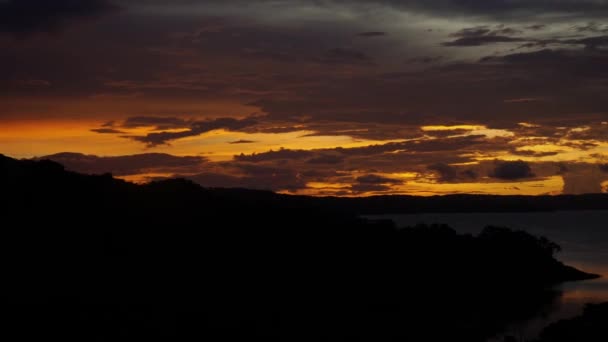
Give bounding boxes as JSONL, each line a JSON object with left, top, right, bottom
{"left": 128, "top": 117, "right": 259, "bottom": 146}
{"left": 369, "top": 0, "right": 608, "bottom": 19}
{"left": 6, "top": 0, "right": 608, "bottom": 130}
{"left": 123, "top": 116, "right": 189, "bottom": 130}
{"left": 511, "top": 150, "right": 559, "bottom": 158}
{"left": 357, "top": 31, "right": 386, "bottom": 37}
{"left": 135, "top": 1, "right": 608, "bottom": 19}
{"left": 491, "top": 160, "right": 535, "bottom": 180}
{"left": 349, "top": 173, "right": 403, "bottom": 193}
{"left": 461, "top": 169, "right": 478, "bottom": 180}
{"left": 39, "top": 152, "right": 206, "bottom": 176}
{"left": 407, "top": 56, "right": 443, "bottom": 64}
{"left": 573, "top": 22, "right": 608, "bottom": 34}
{"left": 307, "top": 155, "right": 344, "bottom": 165}
{"left": 0, "top": 0, "right": 119, "bottom": 35}
{"left": 227, "top": 136, "right": 499, "bottom": 174}
{"left": 442, "top": 25, "right": 525, "bottom": 47}
{"left": 443, "top": 35, "right": 523, "bottom": 47}
{"left": 567, "top": 35, "right": 608, "bottom": 50}
{"left": 90, "top": 128, "right": 125, "bottom": 134}
{"left": 350, "top": 183, "right": 392, "bottom": 193}
{"left": 187, "top": 165, "right": 306, "bottom": 192}
{"left": 235, "top": 149, "right": 313, "bottom": 163}
{"left": 252, "top": 44, "right": 608, "bottom": 127}
{"left": 319, "top": 48, "right": 374, "bottom": 66}
{"left": 428, "top": 163, "right": 458, "bottom": 182}
{"left": 526, "top": 24, "right": 546, "bottom": 31}
{"left": 229, "top": 140, "right": 256, "bottom": 144}
{"left": 356, "top": 174, "right": 403, "bottom": 184}
{"left": 4, "top": 0, "right": 608, "bottom": 198}
{"left": 428, "top": 163, "right": 479, "bottom": 182}
{"left": 561, "top": 163, "right": 607, "bottom": 194}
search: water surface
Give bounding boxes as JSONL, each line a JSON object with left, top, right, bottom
{"left": 370, "top": 210, "right": 608, "bottom": 340}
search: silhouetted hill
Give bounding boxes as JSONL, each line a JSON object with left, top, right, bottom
{"left": 10, "top": 154, "right": 608, "bottom": 215}
{"left": 0, "top": 154, "right": 601, "bottom": 341}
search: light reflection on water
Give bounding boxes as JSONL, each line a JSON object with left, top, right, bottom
{"left": 370, "top": 210, "right": 608, "bottom": 341}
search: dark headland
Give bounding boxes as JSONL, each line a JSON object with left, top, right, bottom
{"left": 0, "top": 154, "right": 604, "bottom": 341}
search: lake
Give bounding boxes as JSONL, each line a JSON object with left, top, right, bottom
{"left": 369, "top": 210, "right": 608, "bottom": 341}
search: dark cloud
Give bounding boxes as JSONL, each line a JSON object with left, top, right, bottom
{"left": 491, "top": 160, "right": 535, "bottom": 180}
{"left": 229, "top": 140, "right": 256, "bottom": 144}
{"left": 307, "top": 155, "right": 344, "bottom": 165}
{"left": 428, "top": 163, "right": 458, "bottom": 182}
{"left": 461, "top": 169, "right": 478, "bottom": 180}
{"left": 511, "top": 150, "right": 560, "bottom": 158}
{"left": 0, "top": 0, "right": 119, "bottom": 35}
{"left": 231, "top": 136, "right": 504, "bottom": 166}
{"left": 526, "top": 24, "right": 546, "bottom": 31}
{"left": 443, "top": 25, "right": 525, "bottom": 47}
{"left": 122, "top": 116, "right": 189, "bottom": 130}
{"left": 560, "top": 163, "right": 607, "bottom": 194}
{"left": 187, "top": 165, "right": 306, "bottom": 192}
{"left": 365, "top": 0, "right": 608, "bottom": 18}
{"left": 90, "top": 128, "right": 125, "bottom": 134}
{"left": 407, "top": 56, "right": 443, "bottom": 64}
{"left": 349, "top": 173, "right": 404, "bottom": 193}
{"left": 422, "top": 128, "right": 470, "bottom": 138}
{"left": 129, "top": 117, "right": 259, "bottom": 146}
{"left": 357, "top": 31, "right": 386, "bottom": 37}
{"left": 350, "top": 183, "right": 391, "bottom": 193}
{"left": 356, "top": 174, "right": 403, "bottom": 184}
{"left": 5, "top": 0, "right": 608, "bottom": 197}
{"left": 573, "top": 22, "right": 608, "bottom": 34}
{"left": 39, "top": 152, "right": 206, "bottom": 176}
{"left": 428, "top": 163, "right": 479, "bottom": 182}
{"left": 253, "top": 44, "right": 608, "bottom": 127}
{"left": 135, "top": 1, "right": 608, "bottom": 19}
{"left": 567, "top": 35, "right": 608, "bottom": 50}
{"left": 235, "top": 149, "right": 313, "bottom": 163}
{"left": 443, "top": 35, "right": 523, "bottom": 47}
{"left": 319, "top": 48, "right": 374, "bottom": 66}
{"left": 5, "top": 0, "right": 608, "bottom": 129}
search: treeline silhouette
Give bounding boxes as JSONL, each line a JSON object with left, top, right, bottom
{"left": 0, "top": 154, "right": 601, "bottom": 341}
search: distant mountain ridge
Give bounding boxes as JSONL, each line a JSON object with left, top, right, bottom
{"left": 4, "top": 153, "right": 608, "bottom": 214}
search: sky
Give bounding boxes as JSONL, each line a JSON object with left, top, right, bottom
{"left": 2, "top": 0, "right": 608, "bottom": 196}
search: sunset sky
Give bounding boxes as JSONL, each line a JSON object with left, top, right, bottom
{"left": 3, "top": 0, "right": 608, "bottom": 196}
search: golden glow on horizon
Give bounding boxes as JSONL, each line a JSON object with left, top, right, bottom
{"left": 513, "top": 143, "right": 608, "bottom": 163}
{"left": 421, "top": 125, "right": 514, "bottom": 138}
{"left": 288, "top": 175, "right": 564, "bottom": 197}
{"left": 0, "top": 120, "right": 147, "bottom": 158}
{"left": 421, "top": 125, "right": 486, "bottom": 131}
{"left": 117, "top": 172, "right": 176, "bottom": 184}
{"left": 0, "top": 120, "right": 404, "bottom": 161}
{"left": 518, "top": 122, "right": 540, "bottom": 128}
{"left": 2, "top": 118, "right": 605, "bottom": 197}
{"left": 468, "top": 128, "right": 514, "bottom": 138}
{"left": 175, "top": 129, "right": 406, "bottom": 161}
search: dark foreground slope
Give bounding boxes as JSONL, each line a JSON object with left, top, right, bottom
{"left": 0, "top": 155, "right": 599, "bottom": 341}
